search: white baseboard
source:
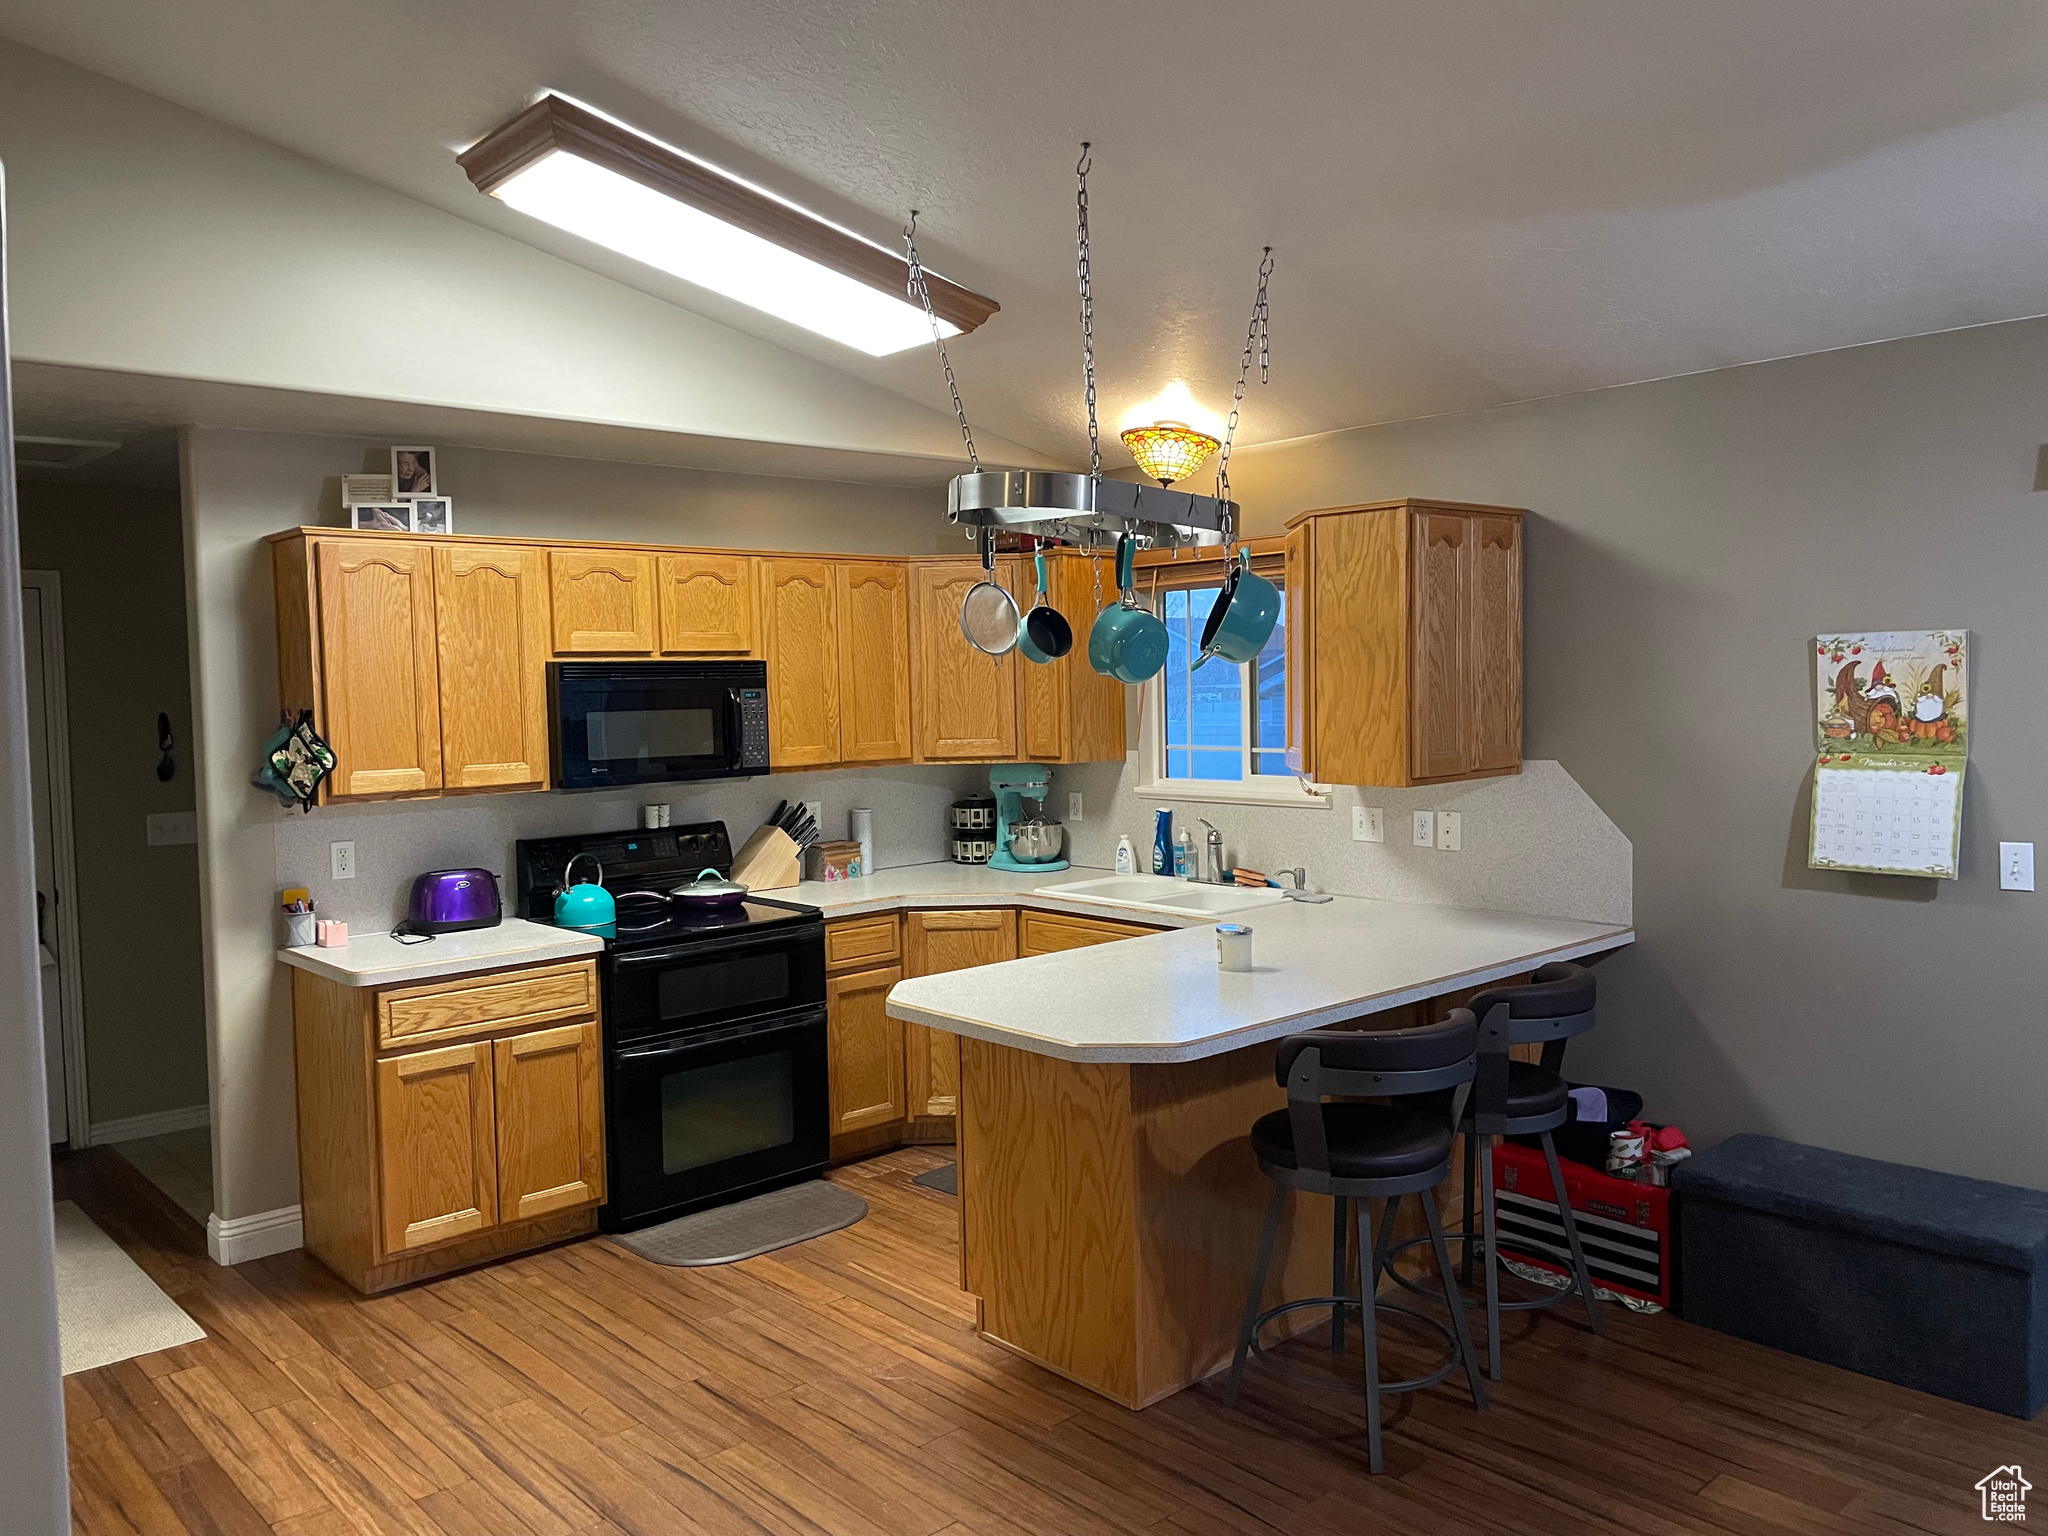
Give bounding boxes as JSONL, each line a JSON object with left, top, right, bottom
{"left": 207, "top": 1205, "right": 302, "bottom": 1265}
{"left": 89, "top": 1103, "right": 211, "bottom": 1145}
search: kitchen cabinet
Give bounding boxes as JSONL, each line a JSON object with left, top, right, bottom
{"left": 550, "top": 548, "right": 656, "bottom": 654}
{"left": 656, "top": 552, "right": 755, "bottom": 654}
{"left": 290, "top": 958, "right": 605, "bottom": 1293}
{"left": 910, "top": 559, "right": 1020, "bottom": 761}
{"left": 826, "top": 965, "right": 906, "bottom": 1136}
{"left": 434, "top": 543, "right": 551, "bottom": 791}
{"left": 836, "top": 561, "right": 913, "bottom": 763}
{"left": 1018, "top": 909, "right": 1162, "bottom": 956}
{"left": 1015, "top": 549, "right": 1125, "bottom": 764}
{"left": 758, "top": 558, "right": 841, "bottom": 766}
{"left": 310, "top": 538, "right": 443, "bottom": 798}
{"left": 903, "top": 909, "right": 1016, "bottom": 1118}
{"left": 1284, "top": 499, "right": 1523, "bottom": 787}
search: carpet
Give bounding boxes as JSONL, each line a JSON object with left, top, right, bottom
{"left": 54, "top": 1201, "right": 205, "bottom": 1374}
{"left": 911, "top": 1162, "right": 959, "bottom": 1196}
{"left": 609, "top": 1180, "right": 868, "bottom": 1267}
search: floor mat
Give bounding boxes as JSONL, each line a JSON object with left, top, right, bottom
{"left": 911, "top": 1162, "right": 958, "bottom": 1196}
{"left": 53, "top": 1201, "right": 205, "bottom": 1374}
{"left": 609, "top": 1180, "right": 867, "bottom": 1267}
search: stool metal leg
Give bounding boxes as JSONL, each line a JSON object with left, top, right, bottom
{"left": 1331, "top": 1195, "right": 1349, "bottom": 1355}
{"left": 1539, "top": 1131, "right": 1603, "bottom": 1336}
{"left": 1354, "top": 1200, "right": 1384, "bottom": 1474}
{"left": 1459, "top": 1125, "right": 1478, "bottom": 1285}
{"left": 1370, "top": 1194, "right": 1401, "bottom": 1291}
{"left": 1423, "top": 1194, "right": 1488, "bottom": 1412}
{"left": 1479, "top": 1139, "right": 1502, "bottom": 1380}
{"left": 1225, "top": 1185, "right": 1287, "bottom": 1407}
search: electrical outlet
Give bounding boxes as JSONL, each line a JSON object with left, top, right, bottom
{"left": 2001, "top": 841, "right": 2035, "bottom": 891}
{"left": 330, "top": 841, "right": 356, "bottom": 880}
{"left": 1353, "top": 805, "right": 1384, "bottom": 843}
{"left": 145, "top": 810, "right": 196, "bottom": 846}
{"left": 1068, "top": 791, "right": 1085, "bottom": 822}
{"left": 802, "top": 800, "right": 822, "bottom": 832}
{"left": 1436, "top": 811, "right": 1462, "bottom": 851}
{"left": 1412, "top": 811, "right": 1435, "bottom": 848}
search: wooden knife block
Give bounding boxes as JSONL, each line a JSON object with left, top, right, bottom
{"left": 731, "top": 826, "right": 801, "bottom": 892}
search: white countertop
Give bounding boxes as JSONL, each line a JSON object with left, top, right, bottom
{"left": 277, "top": 917, "right": 604, "bottom": 988}
{"left": 775, "top": 862, "right": 1206, "bottom": 923}
{"left": 883, "top": 887, "right": 1633, "bottom": 1064}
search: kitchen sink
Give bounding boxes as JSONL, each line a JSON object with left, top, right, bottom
{"left": 1033, "top": 873, "right": 1288, "bottom": 919}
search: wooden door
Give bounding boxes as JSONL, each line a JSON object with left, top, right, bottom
{"left": 1283, "top": 521, "right": 1314, "bottom": 779}
{"left": 903, "top": 910, "right": 1017, "bottom": 1117}
{"left": 434, "top": 543, "right": 551, "bottom": 791}
{"left": 911, "top": 559, "right": 1018, "bottom": 761}
{"left": 316, "top": 538, "right": 442, "bottom": 798}
{"left": 1409, "top": 511, "right": 1471, "bottom": 781}
{"left": 1467, "top": 514, "right": 1523, "bottom": 774}
{"left": 836, "top": 562, "right": 912, "bottom": 762}
{"left": 492, "top": 1022, "right": 604, "bottom": 1222}
{"left": 657, "top": 552, "right": 755, "bottom": 654}
{"left": 1056, "top": 553, "right": 1127, "bottom": 763}
{"left": 1015, "top": 559, "right": 1066, "bottom": 760}
{"left": 550, "top": 549, "right": 655, "bottom": 654}
{"left": 374, "top": 1041, "right": 496, "bottom": 1255}
{"left": 759, "top": 559, "right": 840, "bottom": 765}
{"left": 826, "top": 965, "right": 905, "bottom": 1135}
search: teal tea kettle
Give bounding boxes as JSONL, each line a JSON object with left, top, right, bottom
{"left": 553, "top": 853, "right": 616, "bottom": 936}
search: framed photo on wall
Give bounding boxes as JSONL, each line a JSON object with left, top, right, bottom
{"left": 390, "top": 445, "right": 436, "bottom": 498}
{"left": 410, "top": 496, "right": 454, "bottom": 534}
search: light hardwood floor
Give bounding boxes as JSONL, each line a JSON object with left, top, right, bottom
{"left": 58, "top": 1142, "right": 2037, "bottom": 1535}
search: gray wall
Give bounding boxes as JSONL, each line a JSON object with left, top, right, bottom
{"left": 1222, "top": 316, "right": 2048, "bottom": 1189}
{"left": 18, "top": 483, "right": 206, "bottom": 1128}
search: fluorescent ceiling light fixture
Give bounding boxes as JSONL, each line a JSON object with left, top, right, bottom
{"left": 459, "top": 95, "right": 997, "bottom": 357}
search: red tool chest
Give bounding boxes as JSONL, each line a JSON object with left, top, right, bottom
{"left": 1492, "top": 1142, "right": 1673, "bottom": 1309}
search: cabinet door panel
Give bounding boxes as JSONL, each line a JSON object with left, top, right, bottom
{"left": 493, "top": 1022, "right": 604, "bottom": 1222}
{"left": 375, "top": 1041, "right": 496, "bottom": 1255}
{"left": 1467, "top": 515, "right": 1523, "bottom": 774}
{"left": 550, "top": 550, "right": 655, "bottom": 654}
{"left": 759, "top": 559, "right": 840, "bottom": 765}
{"left": 435, "top": 543, "right": 551, "bottom": 790}
{"left": 657, "top": 553, "right": 755, "bottom": 654}
{"left": 1018, "top": 909, "right": 1159, "bottom": 956}
{"left": 903, "top": 910, "right": 1016, "bottom": 1118}
{"left": 1055, "top": 553, "right": 1127, "bottom": 763}
{"left": 317, "top": 539, "right": 442, "bottom": 798}
{"left": 836, "top": 563, "right": 912, "bottom": 762}
{"left": 1283, "top": 522, "right": 1314, "bottom": 778}
{"left": 827, "top": 965, "right": 905, "bottom": 1135}
{"left": 911, "top": 561, "right": 1019, "bottom": 761}
{"left": 1410, "top": 513, "right": 1471, "bottom": 781}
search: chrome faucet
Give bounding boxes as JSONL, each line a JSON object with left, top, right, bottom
{"left": 1200, "top": 819, "right": 1226, "bottom": 884}
{"left": 1279, "top": 866, "right": 1332, "bottom": 904}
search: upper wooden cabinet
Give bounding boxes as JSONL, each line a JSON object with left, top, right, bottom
{"left": 434, "top": 543, "right": 551, "bottom": 792}
{"left": 1285, "top": 499, "right": 1523, "bottom": 788}
{"left": 1015, "top": 551, "right": 1125, "bottom": 765}
{"left": 550, "top": 548, "right": 655, "bottom": 654}
{"left": 836, "top": 562, "right": 913, "bottom": 764}
{"left": 910, "top": 559, "right": 1020, "bottom": 762}
{"left": 758, "top": 558, "right": 841, "bottom": 766}
{"left": 312, "top": 539, "right": 443, "bottom": 799}
{"left": 657, "top": 552, "right": 755, "bottom": 655}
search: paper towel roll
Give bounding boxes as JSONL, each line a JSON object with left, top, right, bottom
{"left": 849, "top": 807, "right": 874, "bottom": 877}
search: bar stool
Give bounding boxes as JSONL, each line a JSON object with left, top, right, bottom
{"left": 1392, "top": 962, "right": 1604, "bottom": 1379}
{"left": 1224, "top": 1013, "right": 1488, "bottom": 1474}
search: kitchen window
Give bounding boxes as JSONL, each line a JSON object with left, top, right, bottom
{"left": 1137, "top": 549, "right": 1328, "bottom": 809}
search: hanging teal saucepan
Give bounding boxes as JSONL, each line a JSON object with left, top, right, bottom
{"left": 1018, "top": 551, "right": 1073, "bottom": 665}
{"left": 1087, "top": 535, "right": 1170, "bottom": 684}
{"left": 1196, "top": 546, "right": 1281, "bottom": 669}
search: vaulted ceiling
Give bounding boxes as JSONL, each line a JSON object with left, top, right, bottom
{"left": 5, "top": 0, "right": 2048, "bottom": 472}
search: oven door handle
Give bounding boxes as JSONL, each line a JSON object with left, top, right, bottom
{"left": 613, "top": 1012, "right": 823, "bottom": 1063}
{"left": 609, "top": 922, "right": 825, "bottom": 971}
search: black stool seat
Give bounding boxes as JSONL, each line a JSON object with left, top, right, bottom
{"left": 1251, "top": 1104, "right": 1453, "bottom": 1180}
{"left": 1420, "top": 1062, "right": 1567, "bottom": 1124}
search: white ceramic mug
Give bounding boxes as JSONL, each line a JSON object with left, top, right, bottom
{"left": 1216, "top": 923, "right": 1253, "bottom": 972}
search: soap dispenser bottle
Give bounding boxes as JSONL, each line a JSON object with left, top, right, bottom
{"left": 1115, "top": 834, "right": 1135, "bottom": 874}
{"left": 1173, "top": 827, "right": 1195, "bottom": 879}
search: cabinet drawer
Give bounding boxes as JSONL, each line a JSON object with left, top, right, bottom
{"left": 825, "top": 915, "right": 900, "bottom": 973}
{"left": 377, "top": 960, "right": 597, "bottom": 1049}
{"left": 1019, "top": 909, "right": 1161, "bottom": 956}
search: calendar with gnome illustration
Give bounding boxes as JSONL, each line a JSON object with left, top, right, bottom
{"left": 1809, "top": 630, "right": 1969, "bottom": 878}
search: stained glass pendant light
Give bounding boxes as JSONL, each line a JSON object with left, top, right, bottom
{"left": 1120, "top": 422, "right": 1221, "bottom": 487}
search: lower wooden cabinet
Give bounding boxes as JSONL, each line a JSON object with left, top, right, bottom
{"left": 291, "top": 959, "right": 605, "bottom": 1293}
{"left": 826, "top": 965, "right": 906, "bottom": 1135}
{"left": 903, "top": 910, "right": 1016, "bottom": 1119}
{"left": 1018, "top": 909, "right": 1163, "bottom": 955}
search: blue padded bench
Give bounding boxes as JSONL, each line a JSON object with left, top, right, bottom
{"left": 1672, "top": 1133, "right": 2048, "bottom": 1417}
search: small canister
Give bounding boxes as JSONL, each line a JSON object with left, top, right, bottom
{"left": 1215, "top": 922, "right": 1253, "bottom": 972}
{"left": 285, "top": 910, "right": 316, "bottom": 947}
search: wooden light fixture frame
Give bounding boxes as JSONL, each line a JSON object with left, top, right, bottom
{"left": 459, "top": 94, "right": 999, "bottom": 334}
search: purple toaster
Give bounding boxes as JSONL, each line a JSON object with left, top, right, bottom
{"left": 405, "top": 868, "right": 502, "bottom": 934}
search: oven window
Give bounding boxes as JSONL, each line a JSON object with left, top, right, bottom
{"left": 586, "top": 706, "right": 717, "bottom": 764}
{"left": 660, "top": 1051, "right": 795, "bottom": 1175}
{"left": 655, "top": 951, "right": 792, "bottom": 1024}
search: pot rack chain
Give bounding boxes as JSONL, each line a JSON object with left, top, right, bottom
{"left": 1076, "top": 144, "right": 1101, "bottom": 493}
{"left": 904, "top": 210, "right": 979, "bottom": 472}
{"left": 1215, "top": 247, "right": 1274, "bottom": 551}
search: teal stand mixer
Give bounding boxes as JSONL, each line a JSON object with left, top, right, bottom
{"left": 986, "top": 764, "right": 1069, "bottom": 873}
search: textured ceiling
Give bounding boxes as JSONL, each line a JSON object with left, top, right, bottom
{"left": 5, "top": 0, "right": 2048, "bottom": 472}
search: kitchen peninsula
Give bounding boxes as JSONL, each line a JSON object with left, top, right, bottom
{"left": 883, "top": 890, "right": 1633, "bottom": 1408}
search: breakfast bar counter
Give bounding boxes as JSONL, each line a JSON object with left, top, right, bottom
{"left": 885, "top": 894, "right": 1633, "bottom": 1409}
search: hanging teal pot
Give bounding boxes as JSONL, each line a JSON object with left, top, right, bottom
{"left": 1087, "top": 534, "right": 1169, "bottom": 684}
{"left": 1195, "top": 546, "right": 1280, "bottom": 668}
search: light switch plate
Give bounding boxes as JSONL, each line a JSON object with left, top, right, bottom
{"left": 1436, "top": 811, "right": 1462, "bottom": 851}
{"left": 1412, "top": 811, "right": 1435, "bottom": 848}
{"left": 145, "top": 810, "right": 197, "bottom": 847}
{"left": 2001, "top": 841, "right": 2035, "bottom": 891}
{"left": 331, "top": 841, "right": 356, "bottom": 880}
{"left": 1353, "top": 805, "right": 1384, "bottom": 843}
{"left": 1069, "top": 791, "right": 1085, "bottom": 822}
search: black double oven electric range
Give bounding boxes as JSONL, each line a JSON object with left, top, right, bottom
{"left": 516, "top": 823, "right": 827, "bottom": 1233}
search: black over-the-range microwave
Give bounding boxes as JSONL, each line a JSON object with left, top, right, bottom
{"left": 549, "top": 660, "right": 771, "bottom": 790}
